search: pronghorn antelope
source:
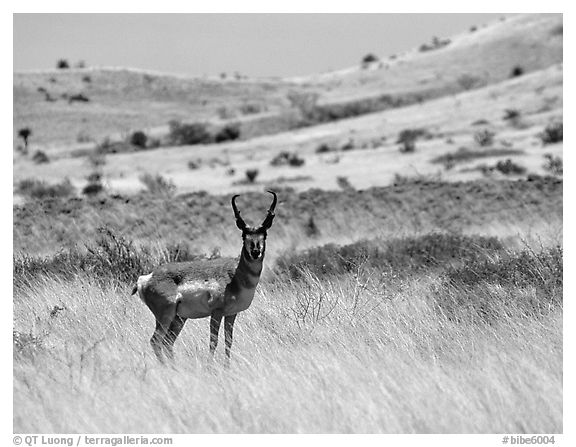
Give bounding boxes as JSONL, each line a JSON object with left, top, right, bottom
{"left": 132, "top": 190, "right": 277, "bottom": 364}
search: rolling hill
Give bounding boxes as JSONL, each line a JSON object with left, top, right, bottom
{"left": 13, "top": 13, "right": 562, "bottom": 197}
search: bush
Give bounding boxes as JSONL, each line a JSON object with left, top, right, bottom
{"left": 13, "top": 227, "right": 209, "bottom": 289}
{"left": 32, "top": 150, "right": 50, "bottom": 164}
{"left": 503, "top": 109, "right": 520, "bottom": 121}
{"left": 56, "top": 59, "right": 69, "bottom": 69}
{"left": 214, "top": 123, "right": 241, "bottom": 143}
{"left": 397, "top": 128, "right": 429, "bottom": 144}
{"left": 239, "top": 103, "right": 263, "bottom": 115}
{"left": 275, "top": 233, "right": 504, "bottom": 280}
{"left": 82, "top": 172, "right": 104, "bottom": 196}
{"left": 187, "top": 160, "right": 201, "bottom": 170}
{"left": 457, "top": 74, "right": 483, "bottom": 91}
{"left": 474, "top": 129, "right": 495, "bottom": 147}
{"left": 315, "top": 143, "right": 334, "bottom": 154}
{"left": 419, "top": 36, "right": 451, "bottom": 52}
{"left": 399, "top": 140, "right": 416, "bottom": 153}
{"left": 538, "top": 122, "right": 563, "bottom": 145}
{"left": 510, "top": 66, "right": 524, "bottom": 78}
{"left": 336, "top": 176, "right": 354, "bottom": 191}
{"left": 494, "top": 159, "right": 526, "bottom": 175}
{"left": 543, "top": 154, "right": 563, "bottom": 175}
{"left": 139, "top": 173, "right": 176, "bottom": 196}
{"left": 94, "top": 137, "right": 132, "bottom": 155}
{"left": 245, "top": 169, "right": 259, "bottom": 183}
{"left": 130, "top": 131, "right": 148, "bottom": 149}
{"left": 361, "top": 53, "right": 379, "bottom": 67}
{"left": 16, "top": 178, "right": 75, "bottom": 200}
{"left": 68, "top": 93, "right": 90, "bottom": 103}
{"left": 270, "top": 151, "right": 305, "bottom": 167}
{"left": 396, "top": 128, "right": 428, "bottom": 153}
{"left": 436, "top": 246, "right": 562, "bottom": 322}
{"left": 431, "top": 147, "right": 524, "bottom": 168}
{"left": 168, "top": 120, "right": 212, "bottom": 146}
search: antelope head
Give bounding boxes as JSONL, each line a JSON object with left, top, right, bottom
{"left": 231, "top": 190, "right": 277, "bottom": 261}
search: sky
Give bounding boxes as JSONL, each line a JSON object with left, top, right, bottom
{"left": 13, "top": 14, "right": 504, "bottom": 78}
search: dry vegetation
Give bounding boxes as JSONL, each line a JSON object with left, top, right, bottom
{"left": 13, "top": 13, "right": 563, "bottom": 434}
{"left": 13, "top": 176, "right": 562, "bottom": 433}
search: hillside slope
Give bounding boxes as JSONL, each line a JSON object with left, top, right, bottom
{"left": 13, "top": 13, "right": 563, "bottom": 197}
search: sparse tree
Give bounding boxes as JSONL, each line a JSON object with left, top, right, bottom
{"left": 18, "top": 127, "right": 32, "bottom": 148}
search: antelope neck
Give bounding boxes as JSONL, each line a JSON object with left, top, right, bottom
{"left": 232, "top": 247, "right": 264, "bottom": 288}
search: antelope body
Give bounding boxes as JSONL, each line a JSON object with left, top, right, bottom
{"left": 133, "top": 191, "right": 277, "bottom": 364}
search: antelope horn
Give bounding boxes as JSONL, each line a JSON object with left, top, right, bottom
{"left": 231, "top": 194, "right": 247, "bottom": 231}
{"left": 260, "top": 190, "right": 277, "bottom": 230}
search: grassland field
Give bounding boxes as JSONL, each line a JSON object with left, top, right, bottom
{"left": 13, "top": 13, "right": 563, "bottom": 434}
{"left": 13, "top": 177, "right": 563, "bottom": 433}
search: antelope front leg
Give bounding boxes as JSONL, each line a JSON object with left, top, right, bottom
{"left": 209, "top": 310, "right": 223, "bottom": 356}
{"left": 224, "top": 314, "right": 237, "bottom": 367}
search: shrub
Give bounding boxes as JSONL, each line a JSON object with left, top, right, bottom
{"left": 82, "top": 172, "right": 104, "bottom": 196}
{"left": 336, "top": 176, "right": 354, "bottom": 191}
{"left": 16, "top": 178, "right": 75, "bottom": 200}
{"left": 187, "top": 160, "right": 201, "bottom": 170}
{"left": 419, "top": 36, "right": 451, "bottom": 52}
{"left": 239, "top": 103, "right": 263, "bottom": 115}
{"left": 82, "top": 75, "right": 92, "bottom": 83}
{"left": 32, "top": 150, "right": 50, "bottom": 164}
{"left": 13, "top": 228, "right": 208, "bottom": 289}
{"left": 430, "top": 147, "right": 524, "bottom": 168}
{"left": 245, "top": 169, "right": 259, "bottom": 183}
{"left": 17, "top": 127, "right": 32, "bottom": 148}
{"left": 474, "top": 129, "right": 495, "bottom": 147}
{"left": 397, "top": 128, "right": 429, "bottom": 144}
{"left": 130, "top": 131, "right": 148, "bottom": 149}
{"left": 510, "top": 66, "right": 524, "bottom": 78}
{"left": 68, "top": 93, "right": 90, "bottom": 103}
{"left": 494, "top": 159, "right": 526, "bottom": 175}
{"left": 543, "top": 154, "right": 563, "bottom": 175}
{"left": 458, "top": 74, "right": 483, "bottom": 91}
{"left": 56, "top": 59, "right": 69, "bottom": 69}
{"left": 361, "top": 53, "right": 379, "bottom": 67}
{"left": 275, "top": 233, "right": 504, "bottom": 281}
{"left": 270, "top": 151, "right": 305, "bottom": 167}
{"left": 436, "top": 246, "right": 562, "bottom": 322}
{"left": 139, "top": 173, "right": 176, "bottom": 196}
{"left": 503, "top": 109, "right": 520, "bottom": 121}
{"left": 399, "top": 139, "right": 416, "bottom": 153}
{"left": 168, "top": 120, "right": 212, "bottom": 146}
{"left": 315, "top": 143, "right": 334, "bottom": 154}
{"left": 538, "top": 122, "right": 563, "bottom": 145}
{"left": 396, "top": 128, "right": 427, "bottom": 153}
{"left": 214, "top": 123, "right": 241, "bottom": 143}
{"left": 95, "top": 137, "right": 132, "bottom": 155}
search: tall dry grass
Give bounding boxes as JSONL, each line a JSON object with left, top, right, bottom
{"left": 13, "top": 180, "right": 563, "bottom": 433}
{"left": 13, "top": 244, "right": 562, "bottom": 433}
